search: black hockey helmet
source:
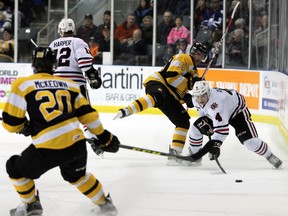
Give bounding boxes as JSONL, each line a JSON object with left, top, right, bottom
{"left": 32, "top": 47, "right": 56, "bottom": 72}
{"left": 189, "top": 41, "right": 208, "bottom": 62}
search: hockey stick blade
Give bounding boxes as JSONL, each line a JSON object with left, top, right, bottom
{"left": 86, "top": 138, "right": 195, "bottom": 162}
{"left": 201, "top": 1, "right": 240, "bottom": 80}
{"left": 215, "top": 158, "right": 226, "bottom": 174}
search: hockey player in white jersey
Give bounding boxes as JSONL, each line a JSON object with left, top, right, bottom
{"left": 49, "top": 18, "right": 102, "bottom": 95}
{"left": 49, "top": 18, "right": 102, "bottom": 140}
{"left": 187, "top": 80, "right": 282, "bottom": 168}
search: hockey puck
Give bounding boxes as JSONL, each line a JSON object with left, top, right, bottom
{"left": 235, "top": 179, "right": 243, "bottom": 183}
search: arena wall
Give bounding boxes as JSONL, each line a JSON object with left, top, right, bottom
{"left": 1, "top": 63, "right": 287, "bottom": 140}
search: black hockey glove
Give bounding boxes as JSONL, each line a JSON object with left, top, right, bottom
{"left": 207, "top": 140, "right": 222, "bottom": 160}
{"left": 194, "top": 116, "right": 213, "bottom": 136}
{"left": 89, "top": 130, "right": 120, "bottom": 154}
{"left": 17, "top": 122, "right": 31, "bottom": 137}
{"left": 86, "top": 67, "right": 102, "bottom": 89}
{"left": 183, "top": 93, "right": 193, "bottom": 108}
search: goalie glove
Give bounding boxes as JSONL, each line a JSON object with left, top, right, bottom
{"left": 207, "top": 140, "right": 222, "bottom": 160}
{"left": 194, "top": 116, "right": 213, "bottom": 136}
{"left": 85, "top": 67, "right": 102, "bottom": 89}
{"left": 89, "top": 130, "right": 120, "bottom": 154}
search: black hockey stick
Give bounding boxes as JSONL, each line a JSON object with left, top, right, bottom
{"left": 86, "top": 138, "right": 198, "bottom": 162}
{"left": 207, "top": 136, "right": 226, "bottom": 174}
{"left": 201, "top": 1, "right": 240, "bottom": 80}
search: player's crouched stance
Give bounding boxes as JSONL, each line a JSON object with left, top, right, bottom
{"left": 185, "top": 81, "right": 282, "bottom": 169}
{"left": 2, "top": 47, "right": 119, "bottom": 216}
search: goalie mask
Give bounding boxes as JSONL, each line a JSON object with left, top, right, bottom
{"left": 189, "top": 42, "right": 208, "bottom": 63}
{"left": 191, "top": 81, "right": 210, "bottom": 105}
{"left": 58, "top": 18, "right": 75, "bottom": 37}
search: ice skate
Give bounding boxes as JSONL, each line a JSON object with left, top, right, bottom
{"left": 113, "top": 108, "right": 131, "bottom": 120}
{"left": 98, "top": 194, "right": 118, "bottom": 216}
{"left": 182, "top": 147, "right": 202, "bottom": 166}
{"left": 10, "top": 191, "right": 43, "bottom": 216}
{"left": 166, "top": 147, "right": 183, "bottom": 166}
{"left": 267, "top": 153, "right": 282, "bottom": 169}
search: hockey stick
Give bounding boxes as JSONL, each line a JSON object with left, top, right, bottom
{"left": 201, "top": 1, "right": 240, "bottom": 80}
{"left": 30, "top": 39, "right": 38, "bottom": 47}
{"left": 208, "top": 136, "right": 226, "bottom": 174}
{"left": 86, "top": 138, "right": 197, "bottom": 162}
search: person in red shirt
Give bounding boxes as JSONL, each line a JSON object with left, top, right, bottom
{"left": 114, "top": 13, "right": 139, "bottom": 43}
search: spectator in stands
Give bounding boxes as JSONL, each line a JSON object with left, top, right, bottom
{"left": 227, "top": 28, "right": 245, "bottom": 67}
{"left": 76, "top": 13, "right": 98, "bottom": 44}
{"left": 162, "top": 44, "right": 176, "bottom": 64}
{"left": 114, "top": 29, "right": 147, "bottom": 65}
{"left": 115, "top": 13, "right": 139, "bottom": 44}
{"left": 176, "top": 38, "right": 191, "bottom": 54}
{"left": 194, "top": 0, "right": 209, "bottom": 34}
{"left": 134, "top": 0, "right": 153, "bottom": 28}
{"left": 167, "top": 15, "right": 190, "bottom": 45}
{"left": 31, "top": 0, "right": 46, "bottom": 19}
{"left": 93, "top": 26, "right": 121, "bottom": 64}
{"left": 0, "top": 28, "right": 14, "bottom": 62}
{"left": 95, "top": 10, "right": 117, "bottom": 41}
{"left": 156, "top": 10, "right": 175, "bottom": 45}
{"left": 141, "top": 15, "right": 153, "bottom": 44}
{"left": 226, "top": 0, "right": 241, "bottom": 32}
{"left": 202, "top": 0, "right": 223, "bottom": 30}
{"left": 0, "top": 0, "right": 12, "bottom": 32}
{"left": 209, "top": 29, "right": 222, "bottom": 67}
{"left": 174, "top": 0, "right": 191, "bottom": 16}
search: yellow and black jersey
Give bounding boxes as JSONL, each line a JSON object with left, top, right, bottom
{"left": 143, "top": 53, "right": 199, "bottom": 100}
{"left": 2, "top": 73, "right": 104, "bottom": 149}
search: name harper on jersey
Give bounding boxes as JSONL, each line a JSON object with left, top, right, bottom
{"left": 53, "top": 40, "right": 72, "bottom": 47}
{"left": 34, "top": 80, "right": 68, "bottom": 89}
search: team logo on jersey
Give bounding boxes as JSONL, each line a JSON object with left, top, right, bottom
{"left": 211, "top": 102, "right": 218, "bottom": 110}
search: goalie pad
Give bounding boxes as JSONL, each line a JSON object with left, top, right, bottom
{"left": 193, "top": 116, "right": 213, "bottom": 136}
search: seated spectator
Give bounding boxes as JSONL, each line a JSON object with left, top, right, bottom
{"left": 76, "top": 13, "right": 98, "bottom": 43}
{"left": 194, "top": 0, "right": 209, "bottom": 34}
{"left": 176, "top": 38, "right": 191, "bottom": 54}
{"left": 167, "top": 15, "right": 190, "bottom": 45}
{"left": 227, "top": 28, "right": 245, "bottom": 67}
{"left": 174, "top": 0, "right": 191, "bottom": 16}
{"left": 0, "top": 28, "right": 14, "bottom": 62}
{"left": 0, "top": 0, "right": 12, "bottom": 32}
{"left": 93, "top": 26, "right": 121, "bottom": 64}
{"left": 141, "top": 15, "right": 153, "bottom": 44}
{"left": 95, "top": 10, "right": 117, "bottom": 41}
{"left": 88, "top": 36, "right": 99, "bottom": 61}
{"left": 156, "top": 10, "right": 175, "bottom": 45}
{"left": 202, "top": 0, "right": 223, "bottom": 30}
{"left": 115, "top": 13, "right": 139, "bottom": 44}
{"left": 161, "top": 44, "right": 176, "bottom": 64}
{"left": 114, "top": 29, "right": 147, "bottom": 65}
{"left": 134, "top": 0, "right": 153, "bottom": 28}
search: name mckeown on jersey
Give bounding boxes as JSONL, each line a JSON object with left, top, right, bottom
{"left": 49, "top": 37, "right": 93, "bottom": 86}
{"left": 192, "top": 88, "right": 246, "bottom": 143}
{"left": 2, "top": 73, "right": 104, "bottom": 150}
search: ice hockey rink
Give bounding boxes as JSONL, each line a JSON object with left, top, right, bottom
{"left": 0, "top": 113, "right": 288, "bottom": 216}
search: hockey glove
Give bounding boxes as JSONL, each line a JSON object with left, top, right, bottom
{"left": 207, "top": 140, "right": 222, "bottom": 160}
{"left": 183, "top": 93, "right": 193, "bottom": 108}
{"left": 86, "top": 67, "right": 102, "bottom": 89}
{"left": 194, "top": 116, "right": 213, "bottom": 136}
{"left": 17, "top": 122, "right": 31, "bottom": 137}
{"left": 90, "top": 130, "right": 120, "bottom": 154}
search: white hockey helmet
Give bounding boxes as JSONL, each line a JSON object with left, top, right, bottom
{"left": 58, "top": 18, "right": 75, "bottom": 37}
{"left": 191, "top": 81, "right": 210, "bottom": 97}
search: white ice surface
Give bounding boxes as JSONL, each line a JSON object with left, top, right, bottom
{"left": 1, "top": 113, "right": 288, "bottom": 216}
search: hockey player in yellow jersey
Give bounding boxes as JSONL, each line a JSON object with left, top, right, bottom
{"left": 2, "top": 47, "right": 119, "bottom": 216}
{"left": 113, "top": 42, "right": 208, "bottom": 165}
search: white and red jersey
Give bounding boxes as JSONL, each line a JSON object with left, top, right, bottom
{"left": 49, "top": 36, "right": 93, "bottom": 86}
{"left": 192, "top": 88, "right": 246, "bottom": 142}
